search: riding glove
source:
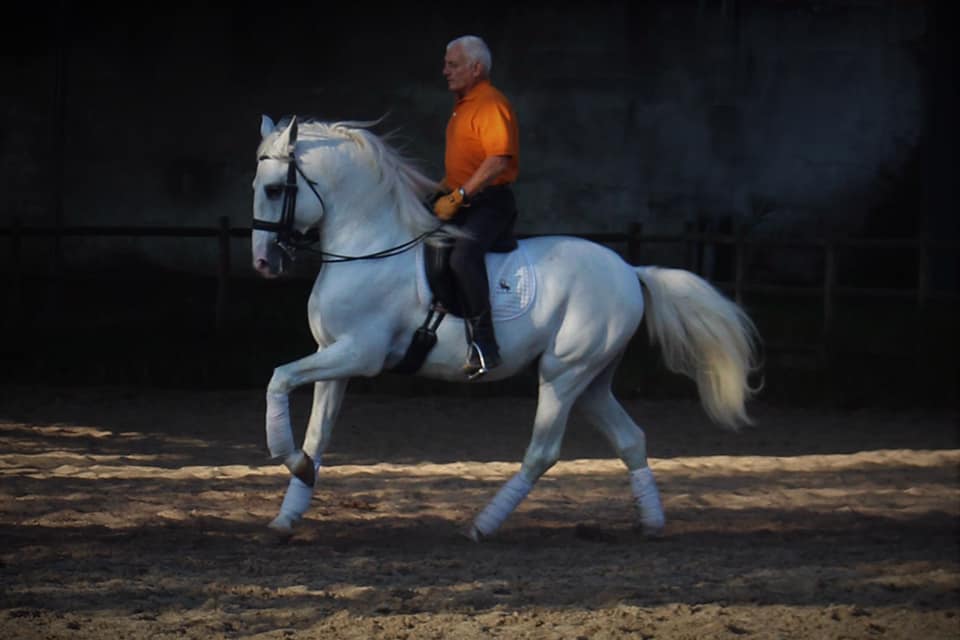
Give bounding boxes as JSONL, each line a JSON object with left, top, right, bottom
{"left": 433, "top": 187, "right": 467, "bottom": 220}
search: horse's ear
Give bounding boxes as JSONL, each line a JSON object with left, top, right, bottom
{"left": 277, "top": 115, "right": 298, "bottom": 154}
{"left": 288, "top": 116, "right": 298, "bottom": 147}
{"left": 260, "top": 114, "right": 275, "bottom": 139}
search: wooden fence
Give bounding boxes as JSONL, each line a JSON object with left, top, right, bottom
{"left": 620, "top": 222, "right": 958, "bottom": 356}
{"left": 3, "top": 216, "right": 957, "bottom": 362}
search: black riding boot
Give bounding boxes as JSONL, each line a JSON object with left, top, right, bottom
{"left": 463, "top": 309, "right": 501, "bottom": 380}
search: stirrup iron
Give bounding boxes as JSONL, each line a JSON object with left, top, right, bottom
{"left": 464, "top": 342, "right": 493, "bottom": 380}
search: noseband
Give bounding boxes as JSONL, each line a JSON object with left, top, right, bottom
{"left": 252, "top": 124, "right": 440, "bottom": 264}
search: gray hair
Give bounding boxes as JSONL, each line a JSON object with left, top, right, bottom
{"left": 447, "top": 35, "right": 492, "bottom": 74}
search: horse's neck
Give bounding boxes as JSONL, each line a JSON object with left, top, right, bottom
{"left": 313, "top": 206, "right": 421, "bottom": 310}
{"left": 322, "top": 197, "right": 410, "bottom": 257}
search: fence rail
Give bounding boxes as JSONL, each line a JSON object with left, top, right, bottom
{"left": 4, "top": 216, "right": 957, "bottom": 357}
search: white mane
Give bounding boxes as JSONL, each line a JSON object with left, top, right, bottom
{"left": 259, "top": 118, "right": 455, "bottom": 242}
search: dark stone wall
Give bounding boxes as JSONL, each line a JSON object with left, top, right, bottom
{"left": 0, "top": 1, "right": 954, "bottom": 404}
{"left": 0, "top": 1, "right": 949, "bottom": 275}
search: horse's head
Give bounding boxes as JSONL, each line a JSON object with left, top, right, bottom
{"left": 251, "top": 114, "right": 449, "bottom": 277}
{"left": 251, "top": 115, "right": 325, "bottom": 278}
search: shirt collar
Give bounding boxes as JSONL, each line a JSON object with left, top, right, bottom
{"left": 457, "top": 79, "right": 492, "bottom": 104}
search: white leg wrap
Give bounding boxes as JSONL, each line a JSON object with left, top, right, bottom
{"left": 266, "top": 391, "right": 295, "bottom": 460}
{"left": 269, "top": 472, "right": 315, "bottom": 532}
{"left": 473, "top": 473, "right": 534, "bottom": 538}
{"left": 629, "top": 466, "right": 665, "bottom": 536}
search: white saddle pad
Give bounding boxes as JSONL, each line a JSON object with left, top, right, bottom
{"left": 415, "top": 242, "right": 537, "bottom": 321}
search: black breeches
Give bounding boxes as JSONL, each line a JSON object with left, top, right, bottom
{"left": 448, "top": 186, "right": 518, "bottom": 317}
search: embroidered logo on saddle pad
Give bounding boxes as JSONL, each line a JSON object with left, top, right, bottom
{"left": 416, "top": 243, "right": 537, "bottom": 321}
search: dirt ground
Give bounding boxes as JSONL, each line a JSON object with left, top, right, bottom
{"left": 1, "top": 384, "right": 957, "bottom": 639}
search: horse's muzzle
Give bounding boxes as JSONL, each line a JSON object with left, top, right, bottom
{"left": 254, "top": 257, "right": 281, "bottom": 279}
{"left": 252, "top": 229, "right": 286, "bottom": 278}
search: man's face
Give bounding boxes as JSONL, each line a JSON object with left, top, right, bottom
{"left": 443, "top": 44, "right": 480, "bottom": 95}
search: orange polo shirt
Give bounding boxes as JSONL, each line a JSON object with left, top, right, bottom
{"left": 444, "top": 79, "right": 519, "bottom": 190}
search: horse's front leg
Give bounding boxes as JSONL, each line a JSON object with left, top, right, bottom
{"left": 269, "top": 378, "right": 348, "bottom": 532}
{"left": 264, "top": 335, "right": 384, "bottom": 532}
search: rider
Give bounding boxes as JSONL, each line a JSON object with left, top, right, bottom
{"left": 433, "top": 35, "right": 520, "bottom": 379}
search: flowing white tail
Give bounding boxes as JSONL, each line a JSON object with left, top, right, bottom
{"left": 636, "top": 266, "right": 760, "bottom": 429}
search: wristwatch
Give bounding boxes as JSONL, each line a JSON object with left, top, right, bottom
{"left": 457, "top": 187, "right": 468, "bottom": 202}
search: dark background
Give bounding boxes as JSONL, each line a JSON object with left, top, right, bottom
{"left": 0, "top": 0, "right": 956, "bottom": 408}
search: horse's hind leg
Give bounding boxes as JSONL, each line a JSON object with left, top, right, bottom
{"left": 270, "top": 378, "right": 348, "bottom": 532}
{"left": 466, "top": 357, "right": 600, "bottom": 541}
{"left": 576, "top": 358, "right": 664, "bottom": 537}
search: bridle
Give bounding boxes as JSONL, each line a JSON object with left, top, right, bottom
{"left": 251, "top": 118, "right": 440, "bottom": 264}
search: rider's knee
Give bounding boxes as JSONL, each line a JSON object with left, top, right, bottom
{"left": 449, "top": 242, "right": 483, "bottom": 274}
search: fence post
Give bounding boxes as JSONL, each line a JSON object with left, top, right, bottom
{"left": 820, "top": 234, "right": 838, "bottom": 406}
{"left": 697, "top": 216, "right": 721, "bottom": 282}
{"left": 822, "top": 236, "right": 836, "bottom": 341}
{"left": 627, "top": 222, "right": 643, "bottom": 264}
{"left": 916, "top": 234, "right": 929, "bottom": 315}
{"left": 685, "top": 221, "right": 698, "bottom": 272}
{"left": 216, "top": 216, "right": 230, "bottom": 333}
{"left": 734, "top": 223, "right": 745, "bottom": 305}
{"left": 9, "top": 217, "right": 23, "bottom": 330}
{"left": 915, "top": 233, "right": 931, "bottom": 400}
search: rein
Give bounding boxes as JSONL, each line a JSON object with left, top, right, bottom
{"left": 302, "top": 228, "right": 441, "bottom": 263}
{"left": 252, "top": 128, "right": 441, "bottom": 264}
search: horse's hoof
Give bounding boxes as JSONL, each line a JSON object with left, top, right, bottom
{"left": 634, "top": 521, "right": 665, "bottom": 539}
{"left": 460, "top": 523, "right": 484, "bottom": 543}
{"left": 268, "top": 515, "right": 296, "bottom": 536}
{"left": 269, "top": 513, "right": 292, "bottom": 529}
{"left": 256, "top": 520, "right": 293, "bottom": 545}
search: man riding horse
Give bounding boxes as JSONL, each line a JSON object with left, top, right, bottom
{"left": 432, "top": 35, "right": 520, "bottom": 379}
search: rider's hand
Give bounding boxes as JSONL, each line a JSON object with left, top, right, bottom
{"left": 433, "top": 187, "right": 466, "bottom": 221}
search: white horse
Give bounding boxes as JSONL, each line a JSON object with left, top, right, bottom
{"left": 251, "top": 115, "right": 760, "bottom": 541}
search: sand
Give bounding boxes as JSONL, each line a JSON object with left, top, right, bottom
{"left": 1, "top": 385, "right": 957, "bottom": 639}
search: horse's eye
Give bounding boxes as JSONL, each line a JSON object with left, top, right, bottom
{"left": 264, "top": 184, "right": 283, "bottom": 200}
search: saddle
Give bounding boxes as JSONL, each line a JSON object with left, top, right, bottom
{"left": 390, "top": 233, "right": 518, "bottom": 375}
{"left": 424, "top": 234, "right": 518, "bottom": 318}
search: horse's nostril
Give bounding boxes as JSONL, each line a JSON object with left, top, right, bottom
{"left": 254, "top": 258, "right": 273, "bottom": 275}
